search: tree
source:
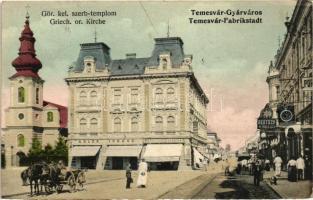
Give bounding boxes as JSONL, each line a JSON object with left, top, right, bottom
{"left": 53, "top": 137, "right": 68, "bottom": 164}
{"left": 28, "top": 138, "right": 43, "bottom": 163}
{"left": 43, "top": 144, "right": 54, "bottom": 162}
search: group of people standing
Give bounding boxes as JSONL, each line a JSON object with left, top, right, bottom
{"left": 273, "top": 155, "right": 307, "bottom": 182}
{"left": 125, "top": 159, "right": 148, "bottom": 189}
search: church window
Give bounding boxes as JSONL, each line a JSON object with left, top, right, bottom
{"left": 18, "top": 87, "right": 25, "bottom": 103}
{"left": 47, "top": 112, "right": 53, "bottom": 122}
{"left": 17, "top": 134, "right": 25, "bottom": 147}
{"left": 36, "top": 88, "right": 39, "bottom": 104}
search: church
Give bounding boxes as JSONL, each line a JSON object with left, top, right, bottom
{"left": 2, "top": 15, "right": 68, "bottom": 168}
{"left": 66, "top": 35, "right": 210, "bottom": 170}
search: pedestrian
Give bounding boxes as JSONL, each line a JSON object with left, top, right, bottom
{"left": 265, "top": 159, "right": 270, "bottom": 171}
{"left": 304, "top": 154, "right": 312, "bottom": 180}
{"left": 253, "top": 160, "right": 263, "bottom": 186}
{"left": 287, "top": 157, "right": 297, "bottom": 182}
{"left": 137, "top": 159, "right": 148, "bottom": 188}
{"left": 273, "top": 155, "right": 283, "bottom": 176}
{"left": 224, "top": 159, "right": 230, "bottom": 176}
{"left": 236, "top": 161, "right": 242, "bottom": 175}
{"left": 296, "top": 155, "right": 305, "bottom": 180}
{"left": 125, "top": 163, "right": 133, "bottom": 189}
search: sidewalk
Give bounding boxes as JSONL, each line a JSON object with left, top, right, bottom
{"left": 263, "top": 170, "right": 312, "bottom": 198}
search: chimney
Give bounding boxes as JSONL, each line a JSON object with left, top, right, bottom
{"left": 126, "top": 53, "right": 136, "bottom": 59}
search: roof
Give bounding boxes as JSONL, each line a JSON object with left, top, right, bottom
{"left": 70, "top": 37, "right": 186, "bottom": 75}
{"left": 73, "top": 42, "right": 111, "bottom": 72}
{"left": 43, "top": 100, "right": 68, "bottom": 128}
{"left": 146, "top": 37, "right": 185, "bottom": 67}
{"left": 108, "top": 57, "right": 149, "bottom": 76}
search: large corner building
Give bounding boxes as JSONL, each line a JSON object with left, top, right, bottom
{"left": 66, "top": 37, "right": 209, "bottom": 170}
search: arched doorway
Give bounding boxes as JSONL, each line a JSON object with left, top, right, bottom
{"left": 287, "top": 128, "right": 300, "bottom": 160}
{"left": 16, "top": 151, "right": 28, "bottom": 166}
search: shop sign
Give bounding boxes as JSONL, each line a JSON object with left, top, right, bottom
{"left": 258, "top": 103, "right": 276, "bottom": 129}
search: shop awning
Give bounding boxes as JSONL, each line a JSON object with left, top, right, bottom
{"left": 104, "top": 145, "right": 142, "bottom": 157}
{"left": 70, "top": 146, "right": 101, "bottom": 157}
{"left": 143, "top": 144, "right": 183, "bottom": 162}
{"left": 193, "top": 148, "right": 204, "bottom": 164}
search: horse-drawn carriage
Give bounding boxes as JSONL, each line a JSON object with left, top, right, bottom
{"left": 21, "top": 162, "right": 86, "bottom": 195}
{"left": 43, "top": 166, "right": 86, "bottom": 194}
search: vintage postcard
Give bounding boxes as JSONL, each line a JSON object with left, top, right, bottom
{"left": 1, "top": 0, "right": 312, "bottom": 199}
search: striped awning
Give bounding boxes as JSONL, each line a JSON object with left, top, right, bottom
{"left": 70, "top": 146, "right": 101, "bottom": 157}
{"left": 104, "top": 145, "right": 142, "bottom": 157}
{"left": 143, "top": 144, "right": 183, "bottom": 162}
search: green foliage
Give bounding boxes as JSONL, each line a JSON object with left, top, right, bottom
{"left": 27, "top": 137, "right": 68, "bottom": 165}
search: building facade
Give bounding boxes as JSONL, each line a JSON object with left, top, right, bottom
{"left": 258, "top": 0, "right": 312, "bottom": 178}
{"left": 66, "top": 37, "right": 209, "bottom": 170}
{"left": 2, "top": 16, "right": 68, "bottom": 168}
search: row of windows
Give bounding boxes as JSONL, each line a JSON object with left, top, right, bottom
{"left": 78, "top": 116, "right": 177, "bottom": 132}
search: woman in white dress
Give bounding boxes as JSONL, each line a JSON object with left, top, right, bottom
{"left": 137, "top": 159, "right": 148, "bottom": 188}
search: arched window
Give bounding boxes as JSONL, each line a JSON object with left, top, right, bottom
{"left": 167, "top": 116, "right": 175, "bottom": 131}
{"left": 167, "top": 87, "right": 175, "bottom": 102}
{"left": 90, "top": 91, "right": 98, "bottom": 105}
{"left": 90, "top": 91, "right": 97, "bottom": 98}
{"left": 114, "top": 117, "right": 122, "bottom": 132}
{"left": 47, "top": 112, "right": 53, "bottom": 122}
{"left": 79, "top": 91, "right": 87, "bottom": 105}
{"left": 80, "top": 91, "right": 87, "bottom": 98}
{"left": 90, "top": 118, "right": 98, "bottom": 131}
{"left": 18, "top": 87, "right": 25, "bottom": 103}
{"left": 155, "top": 88, "right": 163, "bottom": 103}
{"left": 162, "top": 58, "right": 167, "bottom": 69}
{"left": 131, "top": 117, "right": 138, "bottom": 132}
{"left": 155, "top": 116, "right": 163, "bottom": 131}
{"left": 17, "top": 134, "right": 25, "bottom": 147}
{"left": 80, "top": 118, "right": 87, "bottom": 130}
{"left": 36, "top": 88, "right": 39, "bottom": 104}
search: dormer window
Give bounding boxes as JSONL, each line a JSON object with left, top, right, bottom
{"left": 83, "top": 56, "right": 96, "bottom": 73}
{"left": 162, "top": 58, "right": 167, "bottom": 69}
{"left": 118, "top": 65, "right": 122, "bottom": 70}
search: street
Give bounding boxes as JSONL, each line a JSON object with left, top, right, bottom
{"left": 161, "top": 173, "right": 281, "bottom": 199}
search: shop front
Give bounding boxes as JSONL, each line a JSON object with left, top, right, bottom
{"left": 142, "top": 144, "right": 182, "bottom": 170}
{"left": 70, "top": 145, "right": 101, "bottom": 169}
{"left": 104, "top": 145, "right": 142, "bottom": 170}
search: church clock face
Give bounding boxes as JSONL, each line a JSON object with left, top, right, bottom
{"left": 280, "top": 109, "right": 293, "bottom": 122}
{"left": 18, "top": 113, "right": 24, "bottom": 120}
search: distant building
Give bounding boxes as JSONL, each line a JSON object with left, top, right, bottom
{"left": 66, "top": 37, "right": 209, "bottom": 170}
{"left": 2, "top": 16, "right": 68, "bottom": 168}
{"left": 206, "top": 132, "right": 221, "bottom": 161}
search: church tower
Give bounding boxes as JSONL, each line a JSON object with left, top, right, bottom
{"left": 4, "top": 15, "right": 44, "bottom": 167}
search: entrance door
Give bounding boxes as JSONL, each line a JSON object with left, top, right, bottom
{"left": 129, "top": 157, "right": 138, "bottom": 170}
{"left": 112, "top": 157, "right": 123, "bottom": 169}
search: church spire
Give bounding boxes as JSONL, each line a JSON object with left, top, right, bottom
{"left": 11, "top": 14, "right": 42, "bottom": 78}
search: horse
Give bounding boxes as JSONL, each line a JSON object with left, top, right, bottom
{"left": 28, "top": 162, "right": 47, "bottom": 196}
{"left": 41, "top": 162, "right": 64, "bottom": 193}
{"left": 21, "top": 167, "right": 30, "bottom": 186}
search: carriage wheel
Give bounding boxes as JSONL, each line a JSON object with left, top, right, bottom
{"left": 76, "top": 172, "right": 86, "bottom": 189}
{"left": 44, "top": 185, "right": 53, "bottom": 194}
{"left": 67, "top": 174, "right": 76, "bottom": 193}
{"left": 56, "top": 185, "right": 63, "bottom": 193}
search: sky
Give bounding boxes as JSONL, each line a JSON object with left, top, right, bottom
{"left": 1, "top": 1, "right": 296, "bottom": 150}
